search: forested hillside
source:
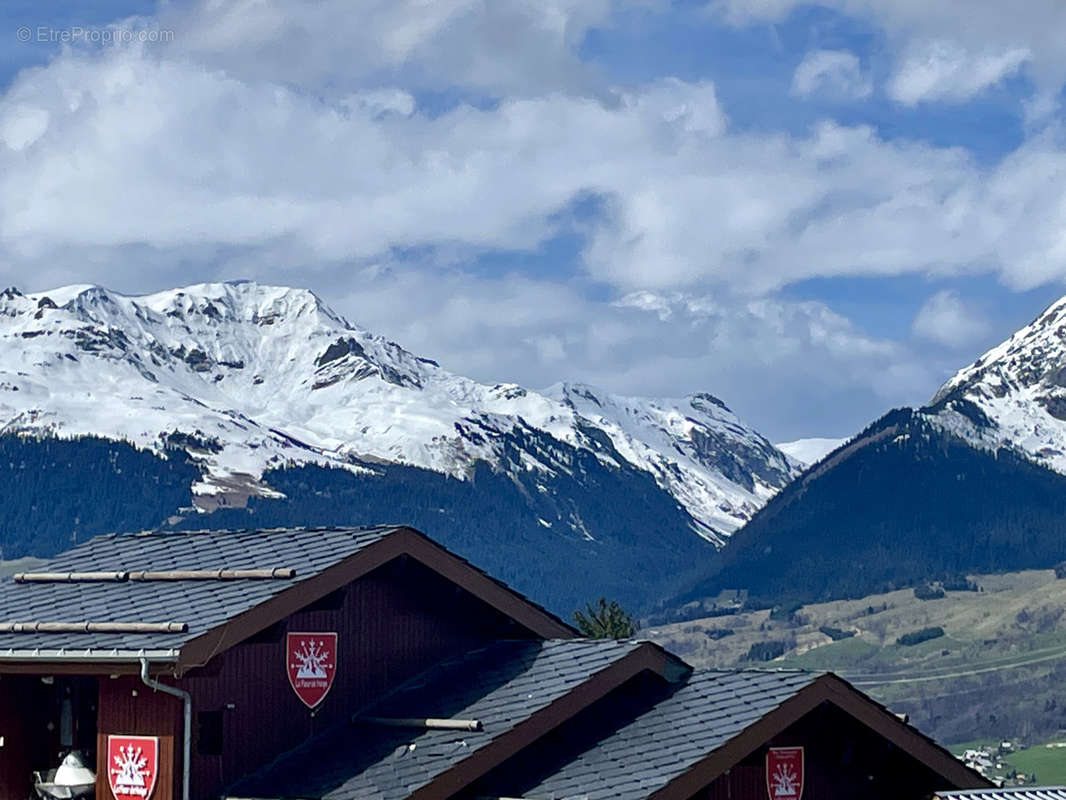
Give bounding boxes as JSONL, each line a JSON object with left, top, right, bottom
{"left": 0, "top": 435, "right": 198, "bottom": 557}
{"left": 672, "top": 408, "right": 1066, "bottom": 609}
{"left": 0, "top": 432, "right": 715, "bottom": 615}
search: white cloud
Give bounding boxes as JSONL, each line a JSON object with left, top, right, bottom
{"left": 791, "top": 50, "right": 871, "bottom": 99}
{"left": 4, "top": 42, "right": 1066, "bottom": 300}
{"left": 888, "top": 40, "right": 1029, "bottom": 105}
{"left": 709, "top": 0, "right": 1065, "bottom": 100}
{"left": 155, "top": 0, "right": 613, "bottom": 97}
{"left": 911, "top": 290, "right": 988, "bottom": 348}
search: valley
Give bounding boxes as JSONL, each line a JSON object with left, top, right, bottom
{"left": 648, "top": 568, "right": 1066, "bottom": 746}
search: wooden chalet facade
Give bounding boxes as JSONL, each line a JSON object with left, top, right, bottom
{"left": 0, "top": 525, "right": 990, "bottom": 800}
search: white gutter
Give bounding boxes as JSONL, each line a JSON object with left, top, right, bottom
{"left": 140, "top": 657, "right": 191, "bottom": 800}
{"left": 0, "top": 648, "right": 179, "bottom": 662}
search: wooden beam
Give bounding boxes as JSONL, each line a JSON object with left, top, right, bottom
{"left": 357, "top": 717, "right": 484, "bottom": 732}
{"left": 0, "top": 621, "right": 187, "bottom": 633}
{"left": 13, "top": 568, "right": 296, "bottom": 583}
{"left": 14, "top": 571, "right": 128, "bottom": 583}
{"left": 128, "top": 569, "right": 296, "bottom": 581}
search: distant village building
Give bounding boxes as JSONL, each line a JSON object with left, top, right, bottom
{"left": 0, "top": 525, "right": 989, "bottom": 799}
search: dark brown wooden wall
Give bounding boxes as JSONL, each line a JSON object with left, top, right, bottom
{"left": 0, "top": 676, "right": 47, "bottom": 800}
{"left": 696, "top": 702, "right": 956, "bottom": 800}
{"left": 1, "top": 675, "right": 100, "bottom": 800}
{"left": 178, "top": 556, "right": 535, "bottom": 800}
{"left": 96, "top": 676, "right": 182, "bottom": 800}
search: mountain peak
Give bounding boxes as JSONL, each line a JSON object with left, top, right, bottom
{"left": 928, "top": 291, "right": 1066, "bottom": 474}
{"left": 934, "top": 292, "right": 1066, "bottom": 405}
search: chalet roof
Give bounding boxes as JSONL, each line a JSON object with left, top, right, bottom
{"left": 934, "top": 790, "right": 1066, "bottom": 800}
{"left": 0, "top": 525, "right": 573, "bottom": 667}
{"left": 229, "top": 658, "right": 983, "bottom": 800}
{"left": 520, "top": 668, "right": 819, "bottom": 800}
{"left": 227, "top": 638, "right": 690, "bottom": 800}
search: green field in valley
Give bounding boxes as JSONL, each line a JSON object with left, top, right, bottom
{"left": 1005, "top": 742, "right": 1066, "bottom": 785}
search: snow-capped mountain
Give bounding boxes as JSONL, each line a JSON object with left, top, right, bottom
{"left": 930, "top": 294, "right": 1066, "bottom": 474}
{"left": 0, "top": 281, "right": 797, "bottom": 545}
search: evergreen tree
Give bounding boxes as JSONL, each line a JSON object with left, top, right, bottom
{"left": 573, "top": 597, "right": 636, "bottom": 639}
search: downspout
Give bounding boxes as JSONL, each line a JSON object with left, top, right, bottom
{"left": 140, "top": 657, "right": 192, "bottom": 800}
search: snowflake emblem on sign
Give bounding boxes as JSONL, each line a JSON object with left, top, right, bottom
{"left": 106, "top": 735, "right": 159, "bottom": 800}
{"left": 291, "top": 638, "right": 331, "bottom": 678}
{"left": 111, "top": 743, "right": 149, "bottom": 788}
{"left": 771, "top": 762, "right": 799, "bottom": 796}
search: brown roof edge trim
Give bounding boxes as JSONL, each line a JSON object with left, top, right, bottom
{"left": 409, "top": 641, "right": 679, "bottom": 800}
{"left": 816, "top": 674, "right": 993, "bottom": 790}
{"left": 175, "top": 526, "right": 574, "bottom": 674}
{"left": 648, "top": 673, "right": 991, "bottom": 800}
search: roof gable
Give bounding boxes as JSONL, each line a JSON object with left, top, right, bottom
{"left": 0, "top": 525, "right": 574, "bottom": 670}
{"left": 646, "top": 672, "right": 990, "bottom": 800}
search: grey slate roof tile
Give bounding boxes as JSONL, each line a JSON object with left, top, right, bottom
{"left": 518, "top": 669, "right": 820, "bottom": 800}
{"left": 227, "top": 638, "right": 646, "bottom": 800}
{"left": 0, "top": 526, "right": 398, "bottom": 655}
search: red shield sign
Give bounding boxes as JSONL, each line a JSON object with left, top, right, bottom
{"left": 766, "top": 747, "right": 804, "bottom": 800}
{"left": 106, "top": 735, "right": 159, "bottom": 800}
{"left": 286, "top": 631, "right": 338, "bottom": 708}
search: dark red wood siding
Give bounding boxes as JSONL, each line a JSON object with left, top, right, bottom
{"left": 96, "top": 676, "right": 182, "bottom": 800}
{"left": 696, "top": 702, "right": 956, "bottom": 800}
{"left": 179, "top": 556, "right": 536, "bottom": 799}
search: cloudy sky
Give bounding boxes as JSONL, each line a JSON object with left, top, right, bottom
{"left": 2, "top": 1, "right": 1065, "bottom": 441}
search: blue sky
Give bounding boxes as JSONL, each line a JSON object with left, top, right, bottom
{"left": 2, "top": 1, "right": 1066, "bottom": 441}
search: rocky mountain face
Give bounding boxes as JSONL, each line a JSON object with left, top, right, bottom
{"left": 929, "top": 294, "right": 1066, "bottom": 473}
{"left": 0, "top": 281, "right": 799, "bottom": 612}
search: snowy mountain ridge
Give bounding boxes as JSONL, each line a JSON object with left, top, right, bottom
{"left": 0, "top": 281, "right": 799, "bottom": 544}
{"left": 929, "top": 293, "right": 1066, "bottom": 474}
